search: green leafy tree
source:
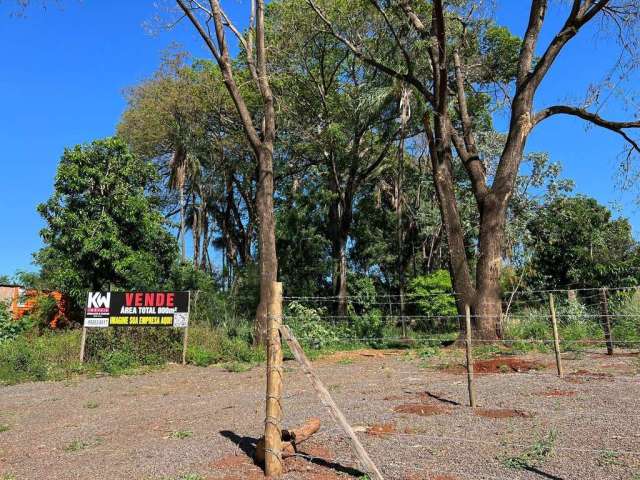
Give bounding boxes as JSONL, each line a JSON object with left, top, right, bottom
{"left": 409, "top": 270, "right": 457, "bottom": 317}
{"left": 527, "top": 196, "right": 640, "bottom": 289}
{"left": 35, "top": 137, "right": 178, "bottom": 307}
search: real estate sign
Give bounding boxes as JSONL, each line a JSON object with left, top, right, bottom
{"left": 84, "top": 291, "right": 190, "bottom": 328}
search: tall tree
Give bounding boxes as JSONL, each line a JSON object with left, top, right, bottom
{"left": 269, "top": 0, "right": 419, "bottom": 314}
{"left": 307, "top": 0, "right": 640, "bottom": 339}
{"left": 119, "top": 56, "right": 258, "bottom": 276}
{"left": 176, "top": 0, "right": 278, "bottom": 344}
{"left": 527, "top": 196, "right": 640, "bottom": 289}
{"left": 35, "top": 138, "right": 178, "bottom": 308}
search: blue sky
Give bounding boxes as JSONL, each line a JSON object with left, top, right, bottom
{"left": 0, "top": 1, "right": 638, "bottom": 276}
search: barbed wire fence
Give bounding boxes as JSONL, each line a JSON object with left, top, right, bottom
{"left": 271, "top": 285, "right": 640, "bottom": 479}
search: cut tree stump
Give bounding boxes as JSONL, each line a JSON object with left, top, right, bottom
{"left": 255, "top": 417, "right": 321, "bottom": 464}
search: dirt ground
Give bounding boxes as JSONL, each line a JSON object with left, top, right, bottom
{"left": 1, "top": 348, "right": 640, "bottom": 480}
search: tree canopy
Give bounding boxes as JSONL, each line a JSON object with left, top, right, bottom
{"left": 35, "top": 138, "right": 178, "bottom": 307}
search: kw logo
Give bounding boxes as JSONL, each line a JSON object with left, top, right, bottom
{"left": 88, "top": 292, "right": 111, "bottom": 309}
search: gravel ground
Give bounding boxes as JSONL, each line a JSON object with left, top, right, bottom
{"left": 1, "top": 349, "right": 639, "bottom": 480}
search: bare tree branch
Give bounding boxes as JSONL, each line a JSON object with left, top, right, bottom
{"left": 305, "top": 0, "right": 433, "bottom": 103}
{"left": 533, "top": 104, "right": 640, "bottom": 152}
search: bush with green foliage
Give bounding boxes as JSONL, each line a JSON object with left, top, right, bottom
{"left": 35, "top": 137, "right": 178, "bottom": 309}
{"left": 286, "top": 301, "right": 344, "bottom": 349}
{"left": 609, "top": 292, "right": 640, "bottom": 346}
{"left": 0, "top": 303, "right": 34, "bottom": 342}
{"left": 30, "top": 294, "right": 59, "bottom": 331}
{"left": 409, "top": 270, "right": 458, "bottom": 332}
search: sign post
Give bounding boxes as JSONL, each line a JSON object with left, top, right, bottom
{"left": 79, "top": 327, "right": 88, "bottom": 363}
{"left": 82, "top": 291, "right": 191, "bottom": 363}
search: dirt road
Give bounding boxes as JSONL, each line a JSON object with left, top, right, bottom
{"left": 1, "top": 349, "right": 639, "bottom": 479}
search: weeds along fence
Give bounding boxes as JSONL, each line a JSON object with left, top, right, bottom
{"left": 282, "top": 286, "right": 640, "bottom": 353}
{"left": 271, "top": 286, "right": 640, "bottom": 479}
{"left": 73, "top": 285, "right": 640, "bottom": 370}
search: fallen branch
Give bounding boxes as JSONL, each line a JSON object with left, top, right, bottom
{"left": 255, "top": 417, "right": 321, "bottom": 464}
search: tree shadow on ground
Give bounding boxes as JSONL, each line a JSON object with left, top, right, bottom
{"left": 219, "top": 430, "right": 259, "bottom": 459}
{"left": 424, "top": 391, "right": 462, "bottom": 406}
{"left": 524, "top": 465, "right": 565, "bottom": 480}
{"left": 219, "top": 430, "right": 365, "bottom": 477}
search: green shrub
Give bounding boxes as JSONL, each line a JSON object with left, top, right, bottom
{"left": 187, "top": 345, "right": 217, "bottom": 366}
{"left": 609, "top": 293, "right": 640, "bottom": 345}
{"left": 30, "top": 294, "right": 59, "bottom": 331}
{"left": 350, "top": 310, "right": 385, "bottom": 347}
{"left": 286, "top": 301, "right": 343, "bottom": 349}
{"left": 0, "top": 303, "right": 34, "bottom": 342}
{"left": 346, "top": 273, "right": 377, "bottom": 313}
{"left": 100, "top": 350, "right": 138, "bottom": 374}
{"left": 0, "top": 337, "right": 48, "bottom": 383}
{"left": 409, "top": 270, "right": 457, "bottom": 332}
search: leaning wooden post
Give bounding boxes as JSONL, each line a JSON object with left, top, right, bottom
{"left": 264, "top": 282, "right": 284, "bottom": 477}
{"left": 599, "top": 288, "right": 614, "bottom": 356}
{"left": 548, "top": 294, "right": 563, "bottom": 378}
{"left": 464, "top": 305, "right": 476, "bottom": 408}
{"left": 280, "top": 325, "right": 384, "bottom": 480}
{"left": 79, "top": 326, "right": 88, "bottom": 363}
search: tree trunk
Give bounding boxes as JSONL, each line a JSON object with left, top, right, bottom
{"left": 200, "top": 208, "right": 209, "bottom": 271}
{"left": 333, "top": 235, "right": 348, "bottom": 317}
{"left": 473, "top": 195, "right": 506, "bottom": 340}
{"left": 179, "top": 184, "right": 186, "bottom": 263}
{"left": 254, "top": 145, "right": 278, "bottom": 346}
{"left": 423, "top": 113, "right": 475, "bottom": 314}
{"left": 192, "top": 200, "right": 200, "bottom": 270}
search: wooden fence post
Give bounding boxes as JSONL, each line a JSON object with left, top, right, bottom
{"left": 265, "top": 282, "right": 284, "bottom": 477}
{"left": 464, "top": 305, "right": 476, "bottom": 408}
{"left": 548, "top": 294, "right": 563, "bottom": 378}
{"left": 79, "top": 327, "right": 87, "bottom": 363}
{"left": 599, "top": 288, "right": 614, "bottom": 356}
{"left": 280, "top": 325, "right": 384, "bottom": 480}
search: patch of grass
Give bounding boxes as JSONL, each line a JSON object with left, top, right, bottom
{"left": 418, "top": 346, "right": 441, "bottom": 358}
{"left": 186, "top": 345, "right": 217, "bottom": 367}
{"left": 338, "top": 358, "right": 354, "bottom": 365}
{"left": 0, "top": 424, "right": 10, "bottom": 433}
{"left": 501, "top": 430, "right": 557, "bottom": 470}
{"left": 84, "top": 400, "right": 99, "bottom": 409}
{"left": 474, "top": 344, "right": 502, "bottom": 359}
{"left": 64, "top": 440, "right": 90, "bottom": 452}
{"left": 170, "top": 430, "right": 193, "bottom": 439}
{"left": 100, "top": 350, "right": 138, "bottom": 375}
{"left": 223, "top": 361, "right": 253, "bottom": 373}
{"left": 597, "top": 450, "right": 625, "bottom": 467}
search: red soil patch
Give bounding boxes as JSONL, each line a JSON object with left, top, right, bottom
{"left": 211, "top": 454, "right": 264, "bottom": 480}
{"left": 367, "top": 423, "right": 396, "bottom": 436}
{"left": 536, "top": 389, "right": 576, "bottom": 397}
{"left": 394, "top": 403, "right": 451, "bottom": 416}
{"left": 567, "top": 369, "right": 614, "bottom": 382}
{"left": 284, "top": 444, "right": 342, "bottom": 480}
{"left": 474, "top": 408, "right": 533, "bottom": 419}
{"left": 293, "top": 444, "right": 335, "bottom": 461}
{"left": 213, "top": 444, "right": 340, "bottom": 480}
{"left": 473, "top": 357, "right": 546, "bottom": 373}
